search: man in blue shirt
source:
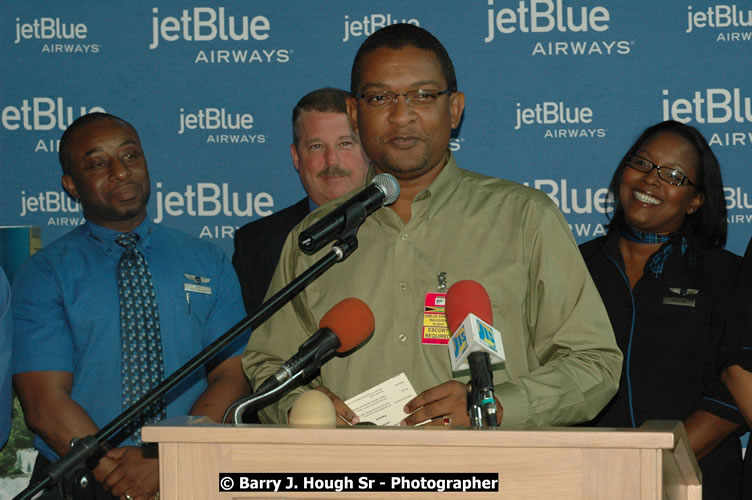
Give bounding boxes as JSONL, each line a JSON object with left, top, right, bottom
{"left": 0, "top": 267, "right": 11, "bottom": 449}
{"left": 12, "top": 112, "right": 250, "bottom": 499}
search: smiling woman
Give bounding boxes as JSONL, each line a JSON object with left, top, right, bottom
{"left": 616, "top": 131, "right": 704, "bottom": 251}
{"left": 579, "top": 120, "right": 745, "bottom": 500}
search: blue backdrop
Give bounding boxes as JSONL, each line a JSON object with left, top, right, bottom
{"left": 2, "top": 1, "right": 751, "bottom": 257}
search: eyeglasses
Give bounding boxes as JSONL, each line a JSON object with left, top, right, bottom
{"left": 354, "top": 89, "right": 452, "bottom": 108}
{"left": 626, "top": 155, "right": 696, "bottom": 187}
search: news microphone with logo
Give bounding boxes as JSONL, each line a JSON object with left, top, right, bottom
{"left": 298, "top": 173, "right": 399, "bottom": 255}
{"left": 254, "top": 298, "right": 375, "bottom": 397}
{"left": 446, "top": 280, "right": 505, "bottom": 428}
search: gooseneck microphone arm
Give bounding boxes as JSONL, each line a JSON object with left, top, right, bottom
{"left": 225, "top": 371, "right": 304, "bottom": 424}
{"left": 14, "top": 235, "right": 360, "bottom": 500}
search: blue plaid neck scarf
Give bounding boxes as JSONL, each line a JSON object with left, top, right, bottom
{"left": 620, "top": 226, "right": 672, "bottom": 245}
{"left": 620, "top": 226, "right": 687, "bottom": 277}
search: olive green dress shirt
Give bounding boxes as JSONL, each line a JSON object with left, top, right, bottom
{"left": 242, "top": 153, "right": 622, "bottom": 426}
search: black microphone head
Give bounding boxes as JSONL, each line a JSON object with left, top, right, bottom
{"left": 298, "top": 173, "right": 399, "bottom": 255}
{"left": 373, "top": 173, "right": 400, "bottom": 205}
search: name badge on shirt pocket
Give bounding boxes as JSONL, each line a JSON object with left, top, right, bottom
{"left": 184, "top": 283, "right": 211, "bottom": 294}
{"left": 184, "top": 273, "right": 212, "bottom": 295}
{"left": 662, "top": 287, "right": 698, "bottom": 308}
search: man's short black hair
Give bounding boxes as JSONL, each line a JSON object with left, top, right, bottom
{"left": 350, "top": 24, "right": 457, "bottom": 95}
{"left": 59, "top": 112, "right": 136, "bottom": 174}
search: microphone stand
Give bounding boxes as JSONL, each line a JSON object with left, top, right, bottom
{"left": 14, "top": 234, "right": 360, "bottom": 500}
{"left": 226, "top": 201, "right": 379, "bottom": 420}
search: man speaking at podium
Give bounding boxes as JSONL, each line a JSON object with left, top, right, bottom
{"left": 242, "top": 25, "right": 622, "bottom": 428}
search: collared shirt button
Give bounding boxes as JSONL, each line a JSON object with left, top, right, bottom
{"left": 401, "top": 233, "right": 409, "bottom": 241}
{"left": 398, "top": 333, "right": 407, "bottom": 342}
{"left": 399, "top": 282, "right": 407, "bottom": 291}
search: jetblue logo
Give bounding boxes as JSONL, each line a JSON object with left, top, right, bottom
{"left": 150, "top": 7, "right": 270, "bottom": 49}
{"left": 342, "top": 14, "right": 419, "bottom": 42}
{"left": 20, "top": 190, "right": 81, "bottom": 217}
{"left": 1, "top": 98, "right": 105, "bottom": 132}
{"left": 484, "top": 0, "right": 631, "bottom": 56}
{"left": 153, "top": 181, "right": 273, "bottom": 224}
{"left": 662, "top": 88, "right": 752, "bottom": 124}
{"left": 14, "top": 17, "right": 87, "bottom": 43}
{"left": 14, "top": 17, "right": 101, "bottom": 54}
{"left": 485, "top": 0, "right": 610, "bottom": 41}
{"left": 148, "top": 7, "right": 291, "bottom": 64}
{"left": 686, "top": 5, "right": 752, "bottom": 33}
{"left": 515, "top": 101, "right": 593, "bottom": 129}
{"left": 525, "top": 179, "right": 613, "bottom": 215}
{"left": 178, "top": 107, "right": 254, "bottom": 134}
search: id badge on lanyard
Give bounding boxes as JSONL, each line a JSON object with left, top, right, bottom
{"left": 422, "top": 272, "right": 451, "bottom": 345}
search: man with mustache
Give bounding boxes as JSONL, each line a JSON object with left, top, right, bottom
{"left": 12, "top": 112, "right": 250, "bottom": 499}
{"left": 233, "top": 88, "right": 370, "bottom": 313}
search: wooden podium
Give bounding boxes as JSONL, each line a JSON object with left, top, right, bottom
{"left": 142, "top": 418, "right": 700, "bottom": 499}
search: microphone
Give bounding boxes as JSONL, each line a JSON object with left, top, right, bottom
{"left": 446, "top": 280, "right": 505, "bottom": 428}
{"left": 254, "top": 298, "right": 375, "bottom": 397}
{"left": 446, "top": 280, "right": 505, "bottom": 371}
{"left": 299, "top": 173, "right": 399, "bottom": 255}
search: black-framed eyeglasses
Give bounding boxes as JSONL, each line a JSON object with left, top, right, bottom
{"left": 626, "top": 155, "right": 696, "bottom": 187}
{"left": 354, "top": 89, "right": 453, "bottom": 108}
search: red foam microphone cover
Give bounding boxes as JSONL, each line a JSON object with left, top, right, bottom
{"left": 445, "top": 280, "right": 493, "bottom": 333}
{"left": 319, "top": 298, "right": 375, "bottom": 352}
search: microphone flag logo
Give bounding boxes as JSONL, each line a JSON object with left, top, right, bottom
{"left": 452, "top": 325, "right": 468, "bottom": 359}
{"left": 476, "top": 318, "right": 499, "bottom": 354}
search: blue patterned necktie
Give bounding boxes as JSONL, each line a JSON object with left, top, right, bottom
{"left": 116, "top": 232, "right": 166, "bottom": 440}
